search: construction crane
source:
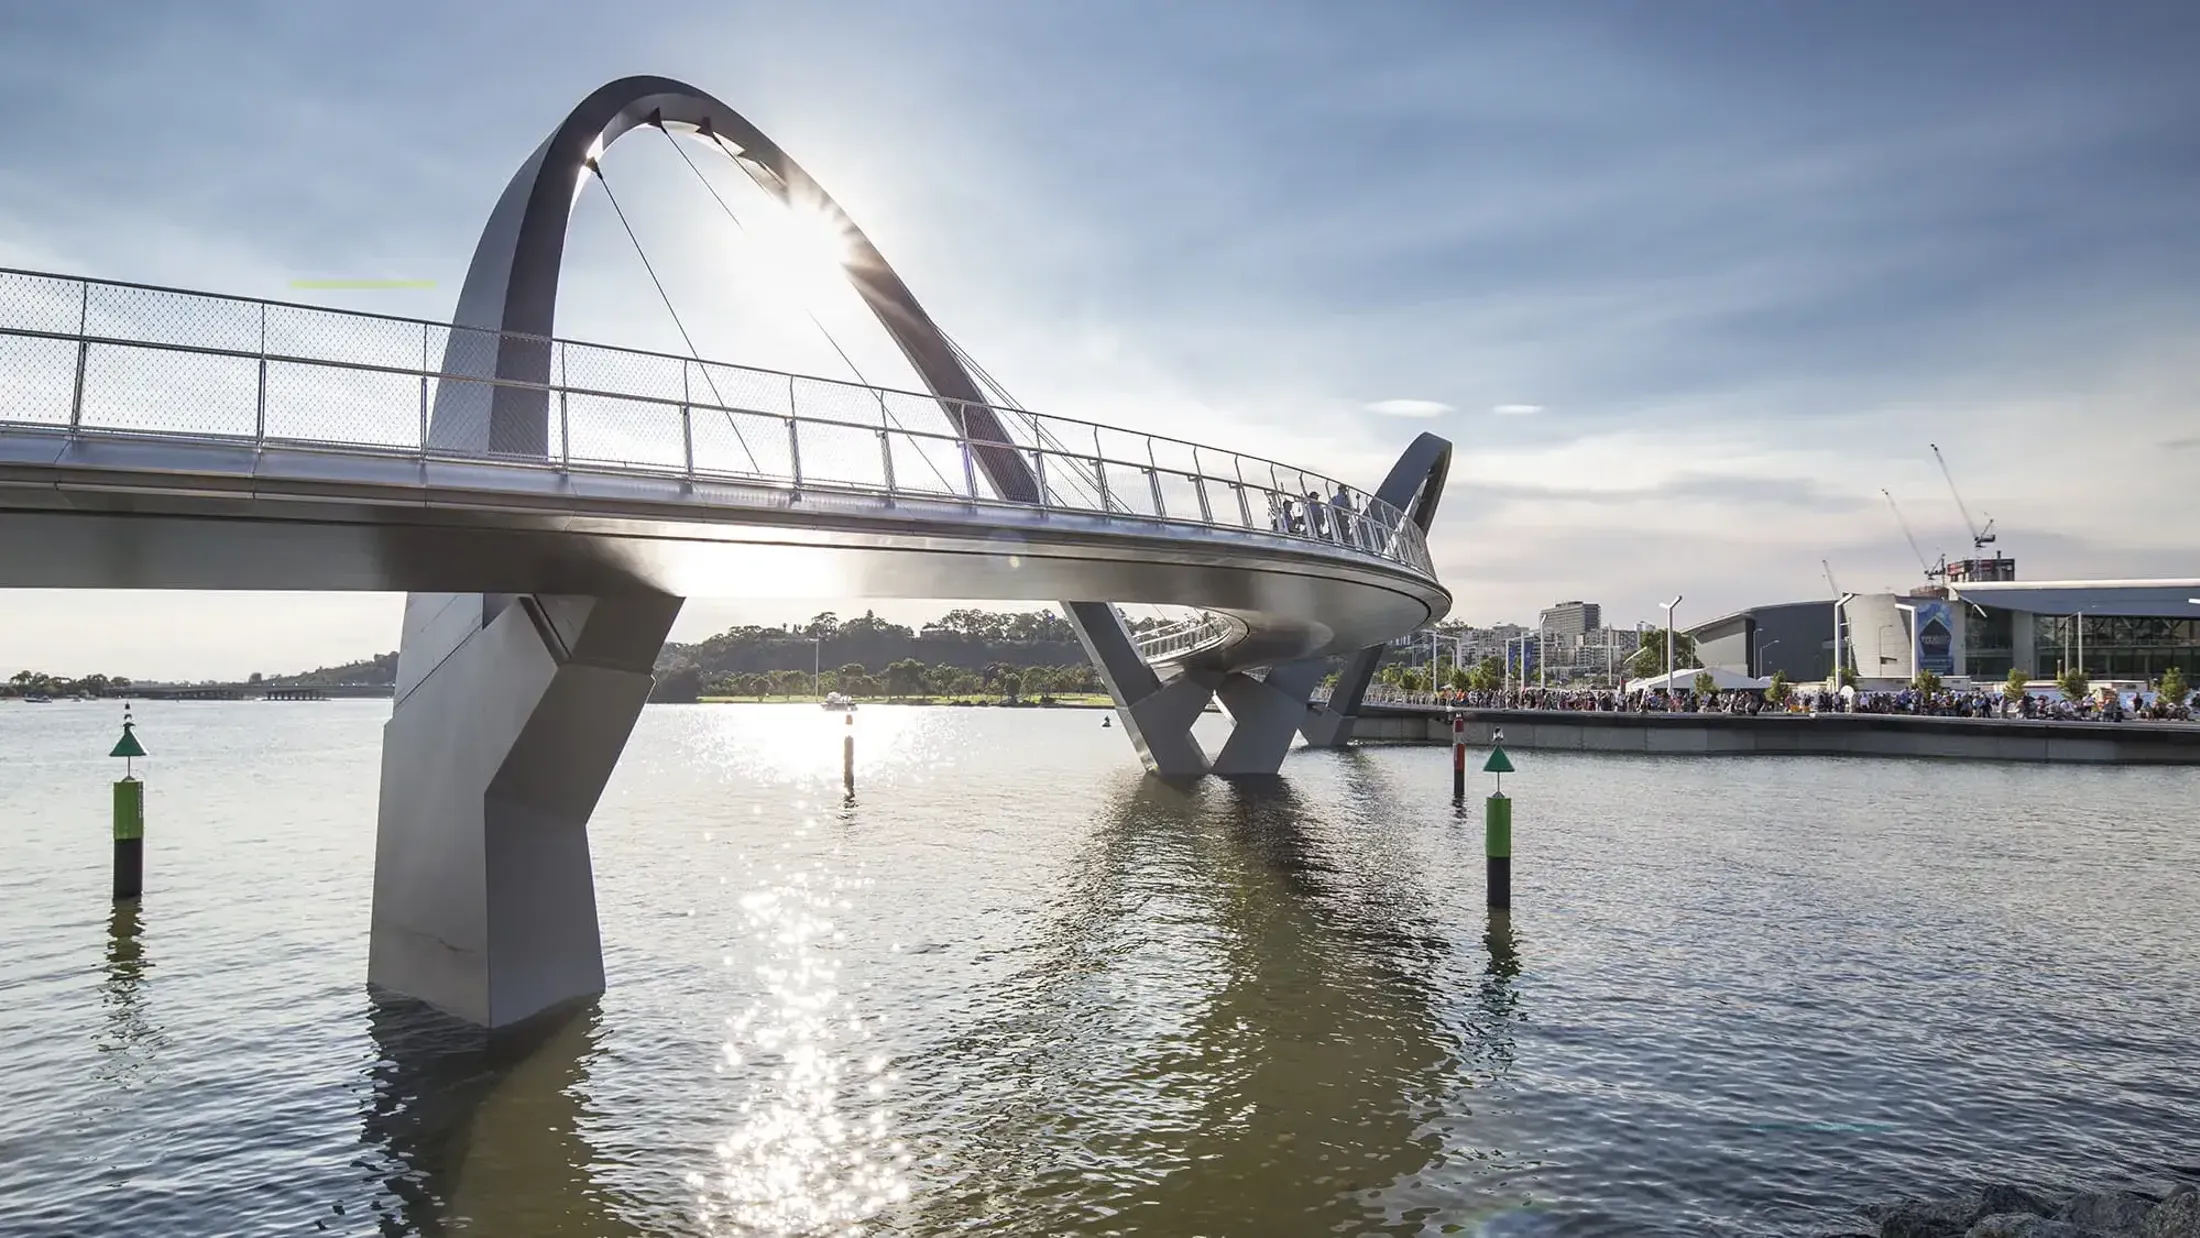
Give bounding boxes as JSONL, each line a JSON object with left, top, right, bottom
{"left": 1880, "top": 489, "right": 1946, "bottom": 582}
{"left": 1929, "top": 442, "right": 1996, "bottom": 550}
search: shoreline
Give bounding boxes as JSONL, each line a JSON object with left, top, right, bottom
{"left": 1351, "top": 707, "right": 2200, "bottom": 765}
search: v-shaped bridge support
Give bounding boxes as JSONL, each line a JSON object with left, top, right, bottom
{"left": 1069, "top": 432, "right": 1452, "bottom": 778}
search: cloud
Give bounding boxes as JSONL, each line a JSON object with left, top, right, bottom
{"left": 1491, "top": 403, "right": 1545, "bottom": 416}
{"left": 1363, "top": 397, "right": 1453, "bottom": 418}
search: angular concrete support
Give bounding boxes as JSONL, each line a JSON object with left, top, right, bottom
{"left": 1299, "top": 432, "right": 1453, "bottom": 750}
{"left": 369, "top": 590, "right": 681, "bottom": 1028}
{"left": 1067, "top": 600, "right": 1217, "bottom": 777}
{"left": 1212, "top": 660, "right": 1326, "bottom": 776}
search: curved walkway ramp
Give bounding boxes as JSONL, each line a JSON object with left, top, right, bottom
{"left": 0, "top": 75, "right": 1451, "bottom": 1029}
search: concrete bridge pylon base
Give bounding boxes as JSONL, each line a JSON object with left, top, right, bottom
{"left": 368, "top": 589, "right": 681, "bottom": 1029}
{"left": 1212, "top": 660, "right": 1327, "bottom": 776}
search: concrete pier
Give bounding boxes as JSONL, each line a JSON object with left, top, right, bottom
{"left": 1348, "top": 708, "right": 2200, "bottom": 765}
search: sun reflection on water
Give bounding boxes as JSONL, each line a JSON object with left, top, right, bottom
{"left": 692, "top": 864, "right": 909, "bottom": 1235}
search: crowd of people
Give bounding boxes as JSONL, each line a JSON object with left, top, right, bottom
{"left": 1407, "top": 684, "right": 2197, "bottom": 723}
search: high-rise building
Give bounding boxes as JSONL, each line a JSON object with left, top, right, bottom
{"left": 1539, "top": 600, "right": 1601, "bottom": 639}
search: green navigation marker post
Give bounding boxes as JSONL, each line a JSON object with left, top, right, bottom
{"left": 1484, "top": 741, "right": 1514, "bottom": 909}
{"left": 109, "top": 706, "right": 148, "bottom": 902}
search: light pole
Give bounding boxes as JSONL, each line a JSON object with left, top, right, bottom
{"left": 1754, "top": 635, "right": 1779, "bottom": 677}
{"left": 812, "top": 637, "right": 822, "bottom": 699}
{"left": 1832, "top": 592, "right": 1858, "bottom": 687}
{"left": 1661, "top": 596, "right": 1683, "bottom": 696}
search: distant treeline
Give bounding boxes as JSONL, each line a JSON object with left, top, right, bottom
{"left": 256, "top": 608, "right": 1144, "bottom": 694}
{"left": 4, "top": 671, "right": 133, "bottom": 698}
{"left": 652, "top": 607, "right": 1147, "bottom": 681}
{"left": 268, "top": 652, "right": 398, "bottom": 687}
{"left": 651, "top": 659, "right": 1104, "bottom": 704}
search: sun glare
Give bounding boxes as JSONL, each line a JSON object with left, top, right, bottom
{"left": 738, "top": 199, "right": 858, "bottom": 306}
{"left": 781, "top": 202, "right": 855, "bottom": 269}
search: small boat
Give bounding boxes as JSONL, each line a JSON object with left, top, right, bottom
{"left": 820, "top": 691, "right": 857, "bottom": 711}
{"left": 23, "top": 693, "right": 51, "bottom": 704}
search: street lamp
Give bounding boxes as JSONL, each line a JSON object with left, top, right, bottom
{"left": 1661, "top": 595, "right": 1683, "bottom": 695}
{"left": 1754, "top": 634, "right": 1779, "bottom": 676}
{"left": 1833, "top": 592, "right": 1858, "bottom": 687}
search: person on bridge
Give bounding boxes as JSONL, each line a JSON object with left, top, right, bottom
{"left": 1305, "top": 490, "right": 1330, "bottom": 541}
{"left": 1332, "top": 485, "right": 1359, "bottom": 549}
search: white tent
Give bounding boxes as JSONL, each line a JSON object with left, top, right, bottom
{"left": 1624, "top": 666, "right": 1771, "bottom": 694}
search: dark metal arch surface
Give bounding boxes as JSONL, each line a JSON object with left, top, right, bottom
{"left": 437, "top": 74, "right": 1024, "bottom": 492}
{"left": 1310, "top": 431, "right": 1453, "bottom": 720}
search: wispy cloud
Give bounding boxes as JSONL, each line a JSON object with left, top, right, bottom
{"left": 1364, "top": 398, "right": 1453, "bottom": 418}
{"left": 1492, "top": 403, "right": 1544, "bottom": 416}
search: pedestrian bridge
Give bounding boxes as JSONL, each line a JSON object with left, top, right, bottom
{"left": 0, "top": 268, "right": 1442, "bottom": 666}
{"left": 0, "top": 74, "right": 1452, "bottom": 1029}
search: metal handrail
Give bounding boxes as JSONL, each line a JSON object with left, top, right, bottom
{"left": 1132, "top": 611, "right": 1234, "bottom": 661}
{"left": 0, "top": 267, "right": 1437, "bottom": 579}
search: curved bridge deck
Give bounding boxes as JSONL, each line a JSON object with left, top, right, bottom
{"left": 0, "top": 268, "right": 1448, "bottom": 667}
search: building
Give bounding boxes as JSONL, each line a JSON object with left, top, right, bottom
{"left": 1538, "top": 600, "right": 1602, "bottom": 639}
{"left": 1687, "top": 601, "right": 1843, "bottom": 681}
{"left": 1940, "top": 578, "right": 2200, "bottom": 681}
{"left": 1689, "top": 579, "right": 2200, "bottom": 685}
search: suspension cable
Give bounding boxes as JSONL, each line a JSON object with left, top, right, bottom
{"left": 667, "top": 123, "right": 962, "bottom": 496}
{"left": 585, "top": 156, "right": 760, "bottom": 472}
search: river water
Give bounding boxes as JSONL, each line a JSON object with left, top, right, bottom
{"left": 1, "top": 701, "right": 2195, "bottom": 1236}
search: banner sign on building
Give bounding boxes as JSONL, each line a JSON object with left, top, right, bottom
{"left": 1915, "top": 600, "right": 1955, "bottom": 675}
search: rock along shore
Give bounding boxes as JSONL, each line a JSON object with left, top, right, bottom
{"left": 1837, "top": 1180, "right": 2199, "bottom": 1237}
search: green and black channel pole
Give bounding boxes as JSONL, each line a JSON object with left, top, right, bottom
{"left": 1484, "top": 738, "right": 1514, "bottom": 909}
{"left": 110, "top": 708, "right": 148, "bottom": 902}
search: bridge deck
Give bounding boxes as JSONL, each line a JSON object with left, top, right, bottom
{"left": 0, "top": 268, "right": 1449, "bottom": 668}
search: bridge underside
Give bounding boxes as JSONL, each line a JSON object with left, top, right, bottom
{"left": 0, "top": 438, "right": 1439, "bottom": 670}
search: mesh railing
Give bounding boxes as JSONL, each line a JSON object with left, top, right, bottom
{"left": 1132, "top": 611, "right": 1236, "bottom": 662}
{"left": 0, "top": 267, "right": 1436, "bottom": 580}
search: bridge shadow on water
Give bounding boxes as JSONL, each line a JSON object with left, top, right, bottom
{"left": 358, "top": 996, "right": 640, "bottom": 1237}
{"left": 898, "top": 768, "right": 1528, "bottom": 1237}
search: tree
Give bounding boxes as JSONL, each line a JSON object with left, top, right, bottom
{"left": 1625, "top": 629, "right": 1700, "bottom": 681}
{"left": 248, "top": 671, "right": 264, "bottom": 685}
{"left": 2004, "top": 666, "right": 2030, "bottom": 703}
{"left": 2159, "top": 665, "right": 2189, "bottom": 709}
{"left": 735, "top": 673, "right": 768, "bottom": 699}
{"left": 1692, "top": 670, "right": 1717, "bottom": 697}
{"left": 1765, "top": 670, "right": 1791, "bottom": 706}
{"left": 1838, "top": 665, "right": 1857, "bottom": 689}
{"left": 885, "top": 658, "right": 928, "bottom": 699}
{"left": 805, "top": 612, "right": 841, "bottom": 641}
{"left": 999, "top": 671, "right": 1023, "bottom": 702}
{"left": 1912, "top": 669, "right": 1943, "bottom": 695}
{"left": 2058, "top": 665, "right": 2090, "bottom": 703}
{"left": 1466, "top": 655, "right": 1503, "bottom": 693}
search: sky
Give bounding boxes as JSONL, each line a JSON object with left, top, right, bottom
{"left": 2, "top": 1, "right": 2198, "bottom": 679}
